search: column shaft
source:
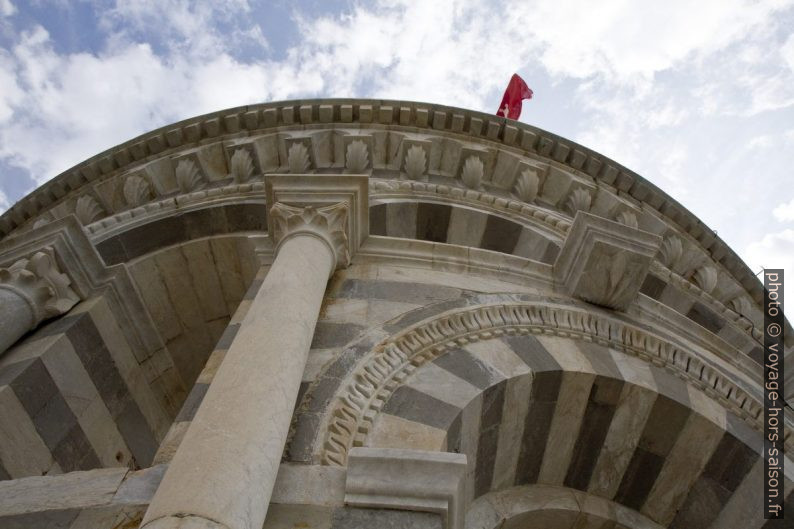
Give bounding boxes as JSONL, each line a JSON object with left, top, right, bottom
{"left": 142, "top": 234, "right": 335, "bottom": 529}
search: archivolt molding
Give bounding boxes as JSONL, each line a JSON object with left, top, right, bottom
{"left": 320, "top": 300, "right": 790, "bottom": 467}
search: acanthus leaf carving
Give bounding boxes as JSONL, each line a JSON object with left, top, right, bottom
{"left": 693, "top": 265, "right": 718, "bottom": 294}
{"left": 0, "top": 248, "right": 80, "bottom": 326}
{"left": 74, "top": 195, "right": 105, "bottom": 225}
{"left": 615, "top": 210, "right": 639, "bottom": 229}
{"left": 565, "top": 188, "right": 592, "bottom": 216}
{"left": 230, "top": 148, "right": 255, "bottom": 183}
{"left": 404, "top": 145, "right": 427, "bottom": 181}
{"left": 460, "top": 155, "right": 483, "bottom": 189}
{"left": 123, "top": 174, "right": 152, "bottom": 208}
{"left": 270, "top": 201, "right": 350, "bottom": 269}
{"left": 175, "top": 159, "right": 205, "bottom": 193}
{"left": 345, "top": 140, "right": 369, "bottom": 174}
{"left": 659, "top": 236, "right": 684, "bottom": 269}
{"left": 513, "top": 168, "right": 539, "bottom": 202}
{"left": 287, "top": 143, "right": 311, "bottom": 173}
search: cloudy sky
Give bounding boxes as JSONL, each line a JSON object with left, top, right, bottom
{"left": 1, "top": 0, "right": 793, "bottom": 292}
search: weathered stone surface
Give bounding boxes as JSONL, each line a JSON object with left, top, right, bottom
{"left": 554, "top": 211, "right": 661, "bottom": 310}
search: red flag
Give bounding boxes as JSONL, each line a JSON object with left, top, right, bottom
{"left": 496, "top": 73, "right": 533, "bottom": 120}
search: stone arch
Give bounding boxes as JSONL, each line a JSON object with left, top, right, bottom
{"left": 300, "top": 294, "right": 777, "bottom": 528}
{"left": 466, "top": 484, "right": 665, "bottom": 529}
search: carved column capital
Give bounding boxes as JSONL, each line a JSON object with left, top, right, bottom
{"left": 0, "top": 247, "right": 80, "bottom": 326}
{"left": 270, "top": 201, "right": 351, "bottom": 270}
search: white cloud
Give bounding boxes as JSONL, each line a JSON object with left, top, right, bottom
{"left": 773, "top": 199, "right": 794, "bottom": 222}
{"left": 0, "top": 0, "right": 15, "bottom": 17}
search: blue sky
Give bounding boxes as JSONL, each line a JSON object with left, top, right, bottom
{"left": 1, "top": 0, "right": 793, "bottom": 293}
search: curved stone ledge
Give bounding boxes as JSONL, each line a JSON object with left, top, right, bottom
{"left": 0, "top": 99, "right": 771, "bottom": 313}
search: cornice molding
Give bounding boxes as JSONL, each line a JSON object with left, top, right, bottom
{"left": 0, "top": 99, "right": 766, "bottom": 312}
{"left": 319, "top": 300, "right": 790, "bottom": 466}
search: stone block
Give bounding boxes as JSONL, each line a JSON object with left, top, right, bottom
{"left": 345, "top": 447, "right": 467, "bottom": 529}
{"left": 554, "top": 211, "right": 661, "bottom": 311}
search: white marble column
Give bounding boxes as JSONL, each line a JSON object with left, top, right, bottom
{"left": 0, "top": 249, "right": 79, "bottom": 355}
{"left": 141, "top": 201, "right": 351, "bottom": 529}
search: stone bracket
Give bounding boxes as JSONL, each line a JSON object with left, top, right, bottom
{"left": 554, "top": 211, "right": 661, "bottom": 311}
{"left": 265, "top": 174, "right": 369, "bottom": 265}
{"left": 345, "top": 447, "right": 467, "bottom": 529}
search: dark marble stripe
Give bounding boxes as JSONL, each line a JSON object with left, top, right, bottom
{"left": 381, "top": 385, "right": 461, "bottom": 430}
{"left": 613, "top": 395, "right": 690, "bottom": 508}
{"left": 175, "top": 383, "right": 209, "bottom": 422}
{"left": 514, "top": 371, "right": 562, "bottom": 485}
{"left": 97, "top": 204, "right": 267, "bottom": 265}
{"left": 310, "top": 322, "right": 366, "bottom": 349}
{"left": 9, "top": 358, "right": 100, "bottom": 473}
{"left": 576, "top": 342, "right": 622, "bottom": 380}
{"left": 670, "top": 430, "right": 760, "bottom": 529}
{"left": 243, "top": 279, "right": 264, "bottom": 300}
{"left": 480, "top": 215, "right": 522, "bottom": 254}
{"left": 540, "top": 243, "right": 560, "bottom": 264}
{"left": 687, "top": 302, "right": 725, "bottom": 334}
{"left": 501, "top": 334, "right": 561, "bottom": 373}
{"left": 369, "top": 203, "right": 387, "bottom": 235}
{"left": 614, "top": 448, "right": 666, "bottom": 510}
{"left": 640, "top": 274, "right": 667, "bottom": 300}
{"left": 0, "top": 462, "right": 9, "bottom": 481}
{"left": 415, "top": 203, "right": 451, "bottom": 242}
{"left": 474, "top": 381, "right": 506, "bottom": 497}
{"left": 215, "top": 323, "right": 240, "bottom": 350}
{"left": 446, "top": 414, "right": 462, "bottom": 453}
{"left": 564, "top": 376, "right": 623, "bottom": 490}
{"left": 331, "top": 278, "right": 462, "bottom": 306}
{"left": 64, "top": 313, "right": 158, "bottom": 466}
{"left": 433, "top": 348, "right": 503, "bottom": 390}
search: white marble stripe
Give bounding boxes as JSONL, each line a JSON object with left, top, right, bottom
{"left": 460, "top": 396, "right": 484, "bottom": 505}
{"left": 537, "top": 370, "right": 594, "bottom": 485}
{"left": 0, "top": 385, "right": 53, "bottom": 478}
{"left": 490, "top": 373, "right": 532, "bottom": 491}
{"left": 405, "top": 362, "right": 481, "bottom": 409}
{"left": 367, "top": 413, "right": 447, "bottom": 452}
{"left": 465, "top": 339, "right": 532, "bottom": 379}
{"left": 536, "top": 336, "right": 598, "bottom": 375}
{"left": 588, "top": 382, "right": 656, "bottom": 499}
{"left": 535, "top": 336, "right": 596, "bottom": 486}
{"left": 446, "top": 207, "right": 488, "bottom": 247}
{"left": 42, "top": 337, "right": 132, "bottom": 468}
{"left": 641, "top": 412, "right": 724, "bottom": 525}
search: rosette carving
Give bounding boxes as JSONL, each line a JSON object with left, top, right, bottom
{"left": 270, "top": 201, "right": 350, "bottom": 269}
